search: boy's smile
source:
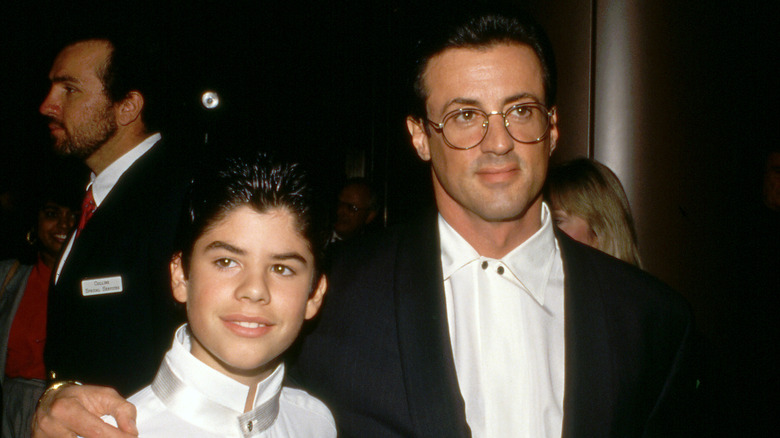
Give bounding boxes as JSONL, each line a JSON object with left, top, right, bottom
{"left": 170, "top": 206, "right": 327, "bottom": 385}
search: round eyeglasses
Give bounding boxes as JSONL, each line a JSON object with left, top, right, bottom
{"left": 425, "top": 103, "right": 555, "bottom": 150}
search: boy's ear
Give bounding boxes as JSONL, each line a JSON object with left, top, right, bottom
{"left": 170, "top": 253, "right": 188, "bottom": 304}
{"left": 304, "top": 275, "right": 328, "bottom": 320}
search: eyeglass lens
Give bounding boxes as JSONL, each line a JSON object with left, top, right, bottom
{"left": 442, "top": 105, "right": 549, "bottom": 149}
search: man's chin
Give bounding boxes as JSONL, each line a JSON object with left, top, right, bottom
{"left": 52, "top": 141, "right": 73, "bottom": 156}
{"left": 53, "top": 141, "right": 91, "bottom": 159}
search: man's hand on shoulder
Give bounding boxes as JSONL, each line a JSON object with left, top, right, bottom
{"left": 32, "top": 383, "right": 138, "bottom": 438}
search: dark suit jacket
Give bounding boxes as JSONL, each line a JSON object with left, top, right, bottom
{"left": 291, "top": 211, "right": 697, "bottom": 437}
{"left": 45, "top": 140, "right": 191, "bottom": 396}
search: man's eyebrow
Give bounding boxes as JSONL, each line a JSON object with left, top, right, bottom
{"left": 50, "top": 75, "right": 80, "bottom": 85}
{"left": 503, "top": 93, "right": 543, "bottom": 105}
{"left": 272, "top": 253, "right": 308, "bottom": 265}
{"left": 438, "top": 93, "right": 544, "bottom": 115}
{"left": 440, "top": 97, "right": 481, "bottom": 113}
{"left": 204, "top": 241, "right": 246, "bottom": 255}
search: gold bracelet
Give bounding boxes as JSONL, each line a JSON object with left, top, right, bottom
{"left": 36, "top": 380, "right": 83, "bottom": 409}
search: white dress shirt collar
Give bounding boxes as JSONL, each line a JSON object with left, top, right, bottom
{"left": 88, "top": 133, "right": 161, "bottom": 206}
{"left": 151, "top": 325, "right": 284, "bottom": 437}
{"left": 440, "top": 202, "right": 565, "bottom": 437}
{"left": 439, "top": 202, "right": 558, "bottom": 305}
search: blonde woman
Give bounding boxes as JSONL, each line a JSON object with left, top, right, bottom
{"left": 545, "top": 158, "right": 643, "bottom": 267}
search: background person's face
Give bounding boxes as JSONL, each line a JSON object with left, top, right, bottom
{"left": 334, "top": 184, "right": 375, "bottom": 239}
{"left": 39, "top": 40, "right": 118, "bottom": 159}
{"left": 551, "top": 209, "right": 598, "bottom": 248}
{"left": 37, "top": 201, "right": 77, "bottom": 258}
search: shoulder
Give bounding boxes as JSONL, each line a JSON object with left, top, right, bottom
{"left": 127, "top": 385, "right": 164, "bottom": 418}
{"left": 0, "top": 258, "right": 25, "bottom": 271}
{"left": 558, "top": 232, "right": 692, "bottom": 335}
{"left": 127, "top": 385, "right": 190, "bottom": 437}
{"left": 278, "top": 386, "right": 337, "bottom": 436}
{"left": 561, "top": 231, "right": 685, "bottom": 296}
{"left": 0, "top": 259, "right": 31, "bottom": 282}
{"left": 328, "top": 214, "right": 438, "bottom": 283}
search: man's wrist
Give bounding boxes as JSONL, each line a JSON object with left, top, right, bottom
{"left": 37, "top": 380, "right": 83, "bottom": 410}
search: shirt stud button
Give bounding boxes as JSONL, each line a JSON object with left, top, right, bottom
{"left": 497, "top": 266, "right": 505, "bottom": 275}
{"left": 481, "top": 261, "right": 488, "bottom": 270}
{"left": 247, "top": 421, "right": 253, "bottom": 431}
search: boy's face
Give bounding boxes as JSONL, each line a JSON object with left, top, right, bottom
{"left": 170, "top": 205, "right": 326, "bottom": 385}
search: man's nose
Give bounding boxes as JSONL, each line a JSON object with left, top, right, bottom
{"left": 39, "top": 89, "right": 59, "bottom": 117}
{"left": 479, "top": 113, "right": 514, "bottom": 155}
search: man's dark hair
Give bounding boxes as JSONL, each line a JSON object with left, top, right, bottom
{"left": 58, "top": 31, "right": 167, "bottom": 132}
{"left": 176, "top": 151, "right": 328, "bottom": 278}
{"left": 409, "top": 4, "right": 557, "bottom": 120}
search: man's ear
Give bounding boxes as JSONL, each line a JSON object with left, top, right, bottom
{"left": 548, "top": 107, "right": 560, "bottom": 156}
{"left": 170, "top": 253, "right": 188, "bottom": 304}
{"left": 304, "top": 275, "right": 328, "bottom": 320}
{"left": 407, "top": 116, "right": 431, "bottom": 162}
{"left": 115, "top": 91, "right": 144, "bottom": 126}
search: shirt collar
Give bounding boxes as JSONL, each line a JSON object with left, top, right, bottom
{"left": 439, "top": 203, "right": 558, "bottom": 305}
{"left": 151, "top": 324, "right": 283, "bottom": 437}
{"left": 88, "top": 133, "right": 161, "bottom": 206}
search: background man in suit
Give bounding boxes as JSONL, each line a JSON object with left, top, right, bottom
{"left": 39, "top": 34, "right": 188, "bottom": 396}
{"left": 31, "top": 7, "right": 696, "bottom": 438}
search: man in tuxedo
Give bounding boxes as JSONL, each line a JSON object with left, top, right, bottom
{"left": 291, "top": 8, "right": 697, "bottom": 437}
{"left": 31, "top": 7, "right": 696, "bottom": 438}
{"left": 39, "top": 34, "right": 188, "bottom": 396}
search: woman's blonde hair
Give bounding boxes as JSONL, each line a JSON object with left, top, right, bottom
{"left": 545, "top": 158, "right": 642, "bottom": 267}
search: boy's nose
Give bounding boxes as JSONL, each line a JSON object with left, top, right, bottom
{"left": 237, "top": 272, "right": 271, "bottom": 303}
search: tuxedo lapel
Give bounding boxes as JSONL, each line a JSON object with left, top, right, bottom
{"left": 393, "top": 214, "right": 470, "bottom": 438}
{"left": 558, "top": 233, "right": 616, "bottom": 437}
{"left": 59, "top": 140, "right": 163, "bottom": 284}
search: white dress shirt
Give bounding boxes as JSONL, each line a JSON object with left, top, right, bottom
{"left": 54, "top": 133, "right": 161, "bottom": 284}
{"left": 440, "top": 203, "right": 566, "bottom": 438}
{"left": 127, "top": 325, "right": 336, "bottom": 438}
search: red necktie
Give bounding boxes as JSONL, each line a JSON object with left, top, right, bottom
{"left": 76, "top": 187, "right": 96, "bottom": 237}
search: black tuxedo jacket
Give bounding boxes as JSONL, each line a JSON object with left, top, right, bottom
{"left": 292, "top": 211, "right": 697, "bottom": 437}
{"left": 45, "top": 141, "right": 190, "bottom": 396}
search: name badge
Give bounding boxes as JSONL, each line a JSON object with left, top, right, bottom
{"left": 81, "top": 276, "right": 123, "bottom": 296}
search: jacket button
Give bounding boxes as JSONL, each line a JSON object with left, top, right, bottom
{"left": 48, "top": 370, "right": 57, "bottom": 380}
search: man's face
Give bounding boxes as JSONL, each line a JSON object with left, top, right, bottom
{"left": 334, "top": 184, "right": 376, "bottom": 239}
{"left": 408, "top": 43, "right": 558, "bottom": 228}
{"left": 39, "top": 40, "right": 118, "bottom": 159}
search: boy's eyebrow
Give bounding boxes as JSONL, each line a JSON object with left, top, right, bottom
{"left": 272, "top": 253, "right": 308, "bottom": 265}
{"left": 204, "top": 241, "right": 245, "bottom": 255}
